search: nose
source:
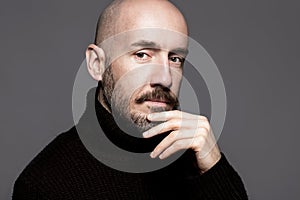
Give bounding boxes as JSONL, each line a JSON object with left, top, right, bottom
{"left": 149, "top": 54, "right": 172, "bottom": 88}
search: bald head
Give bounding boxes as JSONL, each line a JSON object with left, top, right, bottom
{"left": 94, "top": 0, "right": 188, "bottom": 45}
{"left": 94, "top": 0, "right": 122, "bottom": 45}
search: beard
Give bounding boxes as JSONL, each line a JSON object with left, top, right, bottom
{"left": 102, "top": 66, "right": 179, "bottom": 134}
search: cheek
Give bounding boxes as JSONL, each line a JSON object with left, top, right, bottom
{"left": 129, "top": 86, "right": 143, "bottom": 103}
{"left": 110, "top": 59, "right": 131, "bottom": 82}
{"left": 128, "top": 87, "right": 149, "bottom": 113}
{"left": 110, "top": 67, "right": 122, "bottom": 82}
{"left": 171, "top": 74, "right": 183, "bottom": 95}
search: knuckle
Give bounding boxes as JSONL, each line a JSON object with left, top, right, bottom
{"left": 168, "top": 131, "right": 178, "bottom": 140}
{"left": 197, "top": 117, "right": 210, "bottom": 128}
{"left": 175, "top": 110, "right": 183, "bottom": 118}
{"left": 162, "top": 121, "right": 171, "bottom": 130}
{"left": 157, "top": 123, "right": 166, "bottom": 132}
{"left": 200, "top": 115, "right": 208, "bottom": 122}
{"left": 195, "top": 136, "right": 205, "bottom": 146}
{"left": 205, "top": 124, "right": 211, "bottom": 132}
{"left": 170, "top": 119, "right": 181, "bottom": 129}
{"left": 199, "top": 120, "right": 210, "bottom": 129}
{"left": 173, "top": 141, "right": 184, "bottom": 149}
{"left": 199, "top": 127, "right": 209, "bottom": 134}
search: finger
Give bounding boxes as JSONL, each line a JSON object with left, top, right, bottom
{"left": 143, "top": 118, "right": 199, "bottom": 138}
{"left": 158, "top": 138, "right": 195, "bottom": 159}
{"left": 151, "top": 129, "right": 199, "bottom": 158}
{"left": 143, "top": 121, "right": 177, "bottom": 138}
{"left": 148, "top": 110, "right": 206, "bottom": 121}
{"left": 143, "top": 118, "right": 208, "bottom": 138}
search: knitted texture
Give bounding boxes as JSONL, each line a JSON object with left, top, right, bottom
{"left": 13, "top": 88, "right": 248, "bottom": 199}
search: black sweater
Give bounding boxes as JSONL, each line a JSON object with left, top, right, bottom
{"left": 13, "top": 88, "right": 248, "bottom": 200}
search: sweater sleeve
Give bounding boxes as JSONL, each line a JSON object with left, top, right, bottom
{"left": 185, "top": 153, "right": 248, "bottom": 200}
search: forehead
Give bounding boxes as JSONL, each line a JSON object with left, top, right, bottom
{"left": 100, "top": 28, "right": 189, "bottom": 62}
{"left": 127, "top": 29, "right": 188, "bottom": 50}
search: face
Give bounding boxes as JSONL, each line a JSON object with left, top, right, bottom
{"left": 101, "top": 1, "right": 188, "bottom": 133}
{"left": 102, "top": 31, "right": 188, "bottom": 133}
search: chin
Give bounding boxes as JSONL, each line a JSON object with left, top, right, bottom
{"left": 130, "top": 110, "right": 157, "bottom": 132}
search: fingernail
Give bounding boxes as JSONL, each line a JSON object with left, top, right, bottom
{"left": 159, "top": 154, "right": 164, "bottom": 159}
{"left": 150, "top": 152, "right": 155, "bottom": 158}
{"left": 147, "top": 114, "right": 153, "bottom": 120}
{"left": 143, "top": 132, "right": 148, "bottom": 138}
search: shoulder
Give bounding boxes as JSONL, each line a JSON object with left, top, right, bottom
{"left": 13, "top": 127, "right": 92, "bottom": 190}
{"left": 20, "top": 127, "right": 81, "bottom": 174}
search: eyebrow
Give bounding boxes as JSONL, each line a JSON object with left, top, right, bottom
{"left": 130, "top": 40, "right": 161, "bottom": 49}
{"left": 170, "top": 48, "right": 189, "bottom": 57}
{"left": 130, "top": 40, "right": 189, "bottom": 57}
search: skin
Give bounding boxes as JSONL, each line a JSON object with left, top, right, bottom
{"left": 86, "top": 0, "right": 221, "bottom": 174}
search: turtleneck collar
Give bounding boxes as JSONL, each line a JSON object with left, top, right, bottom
{"left": 76, "top": 84, "right": 198, "bottom": 173}
{"left": 82, "top": 83, "right": 169, "bottom": 153}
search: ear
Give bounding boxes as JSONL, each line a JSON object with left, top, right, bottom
{"left": 86, "top": 44, "right": 106, "bottom": 81}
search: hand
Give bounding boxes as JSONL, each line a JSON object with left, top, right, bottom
{"left": 143, "top": 110, "right": 221, "bottom": 174}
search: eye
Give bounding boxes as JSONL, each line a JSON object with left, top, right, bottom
{"left": 170, "top": 56, "right": 185, "bottom": 64}
{"left": 135, "top": 52, "right": 150, "bottom": 61}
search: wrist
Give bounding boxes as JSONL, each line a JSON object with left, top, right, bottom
{"left": 196, "top": 146, "right": 221, "bottom": 174}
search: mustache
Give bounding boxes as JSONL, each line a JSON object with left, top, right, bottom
{"left": 135, "top": 86, "right": 179, "bottom": 107}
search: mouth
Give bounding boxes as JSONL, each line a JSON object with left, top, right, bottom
{"left": 134, "top": 86, "right": 178, "bottom": 110}
{"left": 145, "top": 98, "right": 169, "bottom": 103}
{"left": 144, "top": 98, "right": 171, "bottom": 107}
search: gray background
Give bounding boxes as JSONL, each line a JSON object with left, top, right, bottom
{"left": 1, "top": 0, "right": 299, "bottom": 199}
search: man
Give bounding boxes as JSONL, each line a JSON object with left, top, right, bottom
{"left": 13, "top": 0, "right": 248, "bottom": 199}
